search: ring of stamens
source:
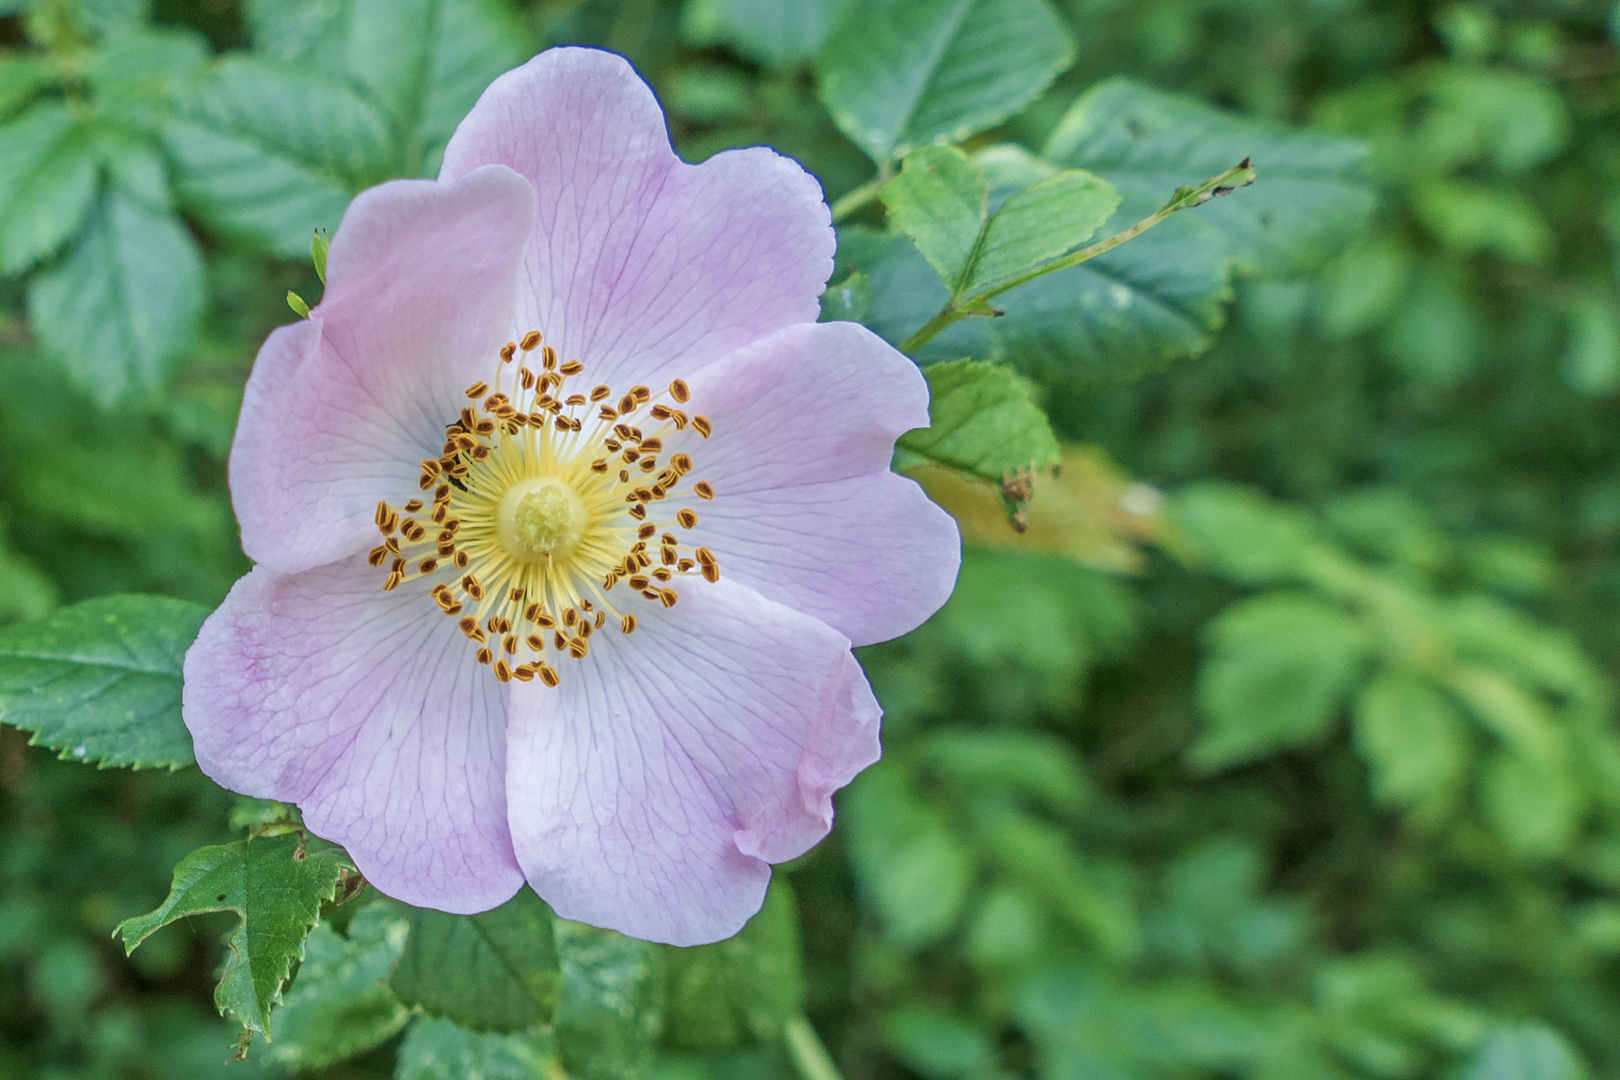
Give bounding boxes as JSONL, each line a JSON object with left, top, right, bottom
{"left": 368, "top": 331, "right": 721, "bottom": 686}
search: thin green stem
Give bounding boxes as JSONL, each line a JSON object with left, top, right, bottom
{"left": 831, "top": 165, "right": 893, "bottom": 223}
{"left": 784, "top": 1016, "right": 845, "bottom": 1080}
{"left": 898, "top": 159, "right": 1257, "bottom": 356}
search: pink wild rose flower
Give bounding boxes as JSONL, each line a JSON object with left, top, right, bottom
{"left": 182, "top": 46, "right": 960, "bottom": 946}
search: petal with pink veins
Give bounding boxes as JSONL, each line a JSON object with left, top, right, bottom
{"left": 183, "top": 558, "right": 523, "bottom": 914}
{"left": 439, "top": 47, "right": 833, "bottom": 391}
{"left": 505, "top": 578, "right": 879, "bottom": 946}
{"left": 230, "top": 164, "right": 536, "bottom": 575}
{"left": 675, "top": 320, "right": 962, "bottom": 646}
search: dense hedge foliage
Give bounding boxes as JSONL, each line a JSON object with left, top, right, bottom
{"left": 1, "top": 0, "right": 1617, "bottom": 1078}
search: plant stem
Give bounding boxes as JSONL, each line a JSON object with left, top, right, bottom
{"left": 831, "top": 166, "right": 893, "bottom": 223}
{"left": 784, "top": 1016, "right": 845, "bottom": 1080}
{"left": 898, "top": 159, "right": 1257, "bottom": 356}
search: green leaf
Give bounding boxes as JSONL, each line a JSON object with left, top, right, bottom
{"left": 166, "top": 58, "right": 391, "bottom": 258}
{"left": 1478, "top": 747, "right": 1581, "bottom": 860}
{"left": 915, "top": 728, "right": 1090, "bottom": 814}
{"left": 0, "top": 56, "right": 58, "bottom": 121}
{"left": 264, "top": 904, "right": 410, "bottom": 1069}
{"left": 1456, "top": 1023, "right": 1589, "bottom": 1080}
{"left": 27, "top": 186, "right": 205, "bottom": 405}
{"left": 844, "top": 762, "right": 976, "bottom": 947}
{"left": 1351, "top": 673, "right": 1470, "bottom": 815}
{"left": 897, "top": 358, "right": 1061, "bottom": 487}
{"left": 0, "top": 593, "right": 206, "bottom": 770}
{"left": 1564, "top": 293, "right": 1620, "bottom": 396}
{"left": 963, "top": 169, "right": 1119, "bottom": 295}
{"left": 391, "top": 887, "right": 561, "bottom": 1034}
{"left": 396, "top": 1016, "right": 556, "bottom": 1080}
{"left": 661, "top": 880, "right": 804, "bottom": 1051}
{"left": 0, "top": 104, "right": 99, "bottom": 275}
{"left": 114, "top": 833, "right": 352, "bottom": 1038}
{"left": 881, "top": 145, "right": 987, "bottom": 292}
{"left": 554, "top": 921, "right": 664, "bottom": 1080}
{"left": 817, "top": 0, "right": 1075, "bottom": 163}
{"left": 80, "top": 27, "right": 210, "bottom": 114}
{"left": 818, "top": 270, "right": 871, "bottom": 323}
{"left": 1191, "top": 592, "right": 1368, "bottom": 771}
{"left": 1044, "top": 78, "right": 1374, "bottom": 276}
{"left": 244, "top": 0, "right": 535, "bottom": 176}
{"left": 680, "top": 0, "right": 849, "bottom": 67}
{"left": 1169, "top": 483, "right": 1317, "bottom": 586}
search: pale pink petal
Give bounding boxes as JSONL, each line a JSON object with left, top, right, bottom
{"left": 671, "top": 321, "right": 961, "bottom": 645}
{"left": 504, "top": 578, "right": 880, "bottom": 946}
{"left": 230, "top": 165, "right": 536, "bottom": 575}
{"left": 183, "top": 558, "right": 522, "bottom": 913}
{"left": 438, "top": 47, "right": 833, "bottom": 390}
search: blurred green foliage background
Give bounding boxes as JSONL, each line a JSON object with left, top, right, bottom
{"left": 2, "top": 0, "right": 1619, "bottom": 1077}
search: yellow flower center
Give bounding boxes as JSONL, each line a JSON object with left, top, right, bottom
{"left": 367, "top": 331, "right": 722, "bottom": 686}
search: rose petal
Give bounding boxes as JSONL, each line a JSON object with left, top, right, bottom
{"left": 439, "top": 47, "right": 833, "bottom": 390}
{"left": 183, "top": 558, "right": 523, "bottom": 913}
{"left": 673, "top": 320, "right": 961, "bottom": 645}
{"left": 231, "top": 165, "right": 536, "bottom": 574}
{"left": 504, "top": 578, "right": 879, "bottom": 945}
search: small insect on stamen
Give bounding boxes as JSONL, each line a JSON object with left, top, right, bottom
{"left": 670, "top": 379, "right": 690, "bottom": 403}
{"left": 520, "top": 330, "right": 542, "bottom": 351}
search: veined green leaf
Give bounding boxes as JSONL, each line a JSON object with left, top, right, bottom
{"left": 0, "top": 56, "right": 59, "bottom": 121}
{"left": 396, "top": 1017, "right": 556, "bottom": 1080}
{"left": 391, "top": 887, "right": 561, "bottom": 1034}
{"left": 0, "top": 104, "right": 99, "bottom": 275}
{"left": 0, "top": 593, "right": 206, "bottom": 769}
{"left": 244, "top": 0, "right": 534, "bottom": 176}
{"left": 660, "top": 881, "right": 803, "bottom": 1051}
{"left": 818, "top": 0, "right": 1075, "bottom": 163}
{"left": 881, "top": 145, "right": 987, "bottom": 292}
{"left": 27, "top": 185, "right": 204, "bottom": 404}
{"left": 264, "top": 904, "right": 410, "bottom": 1069}
{"left": 681, "top": 0, "right": 850, "bottom": 67}
{"left": 1352, "top": 673, "right": 1471, "bottom": 815}
{"left": 554, "top": 921, "right": 663, "bottom": 1080}
{"left": 897, "top": 357, "right": 1061, "bottom": 487}
{"left": 166, "top": 58, "right": 391, "bottom": 258}
{"left": 963, "top": 169, "right": 1119, "bottom": 295}
{"left": 114, "top": 833, "right": 352, "bottom": 1038}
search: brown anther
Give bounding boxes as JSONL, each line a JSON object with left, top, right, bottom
{"left": 420, "top": 458, "right": 442, "bottom": 478}
{"left": 509, "top": 587, "right": 525, "bottom": 603}
{"left": 650, "top": 404, "right": 670, "bottom": 421}
{"left": 431, "top": 504, "right": 447, "bottom": 524}
{"left": 554, "top": 631, "right": 567, "bottom": 651}
{"left": 455, "top": 551, "right": 470, "bottom": 568}
{"left": 639, "top": 459, "right": 657, "bottom": 473}
{"left": 404, "top": 499, "right": 423, "bottom": 513}
{"left": 419, "top": 558, "right": 438, "bottom": 573}
{"left": 471, "top": 445, "right": 492, "bottom": 461}
{"left": 694, "top": 481, "right": 715, "bottom": 500}
{"left": 523, "top": 602, "right": 543, "bottom": 621}
{"left": 671, "top": 453, "right": 692, "bottom": 472}
{"left": 658, "top": 589, "right": 678, "bottom": 608}
{"left": 384, "top": 537, "right": 402, "bottom": 556}
{"left": 384, "top": 571, "right": 403, "bottom": 591}
{"left": 669, "top": 379, "right": 690, "bottom": 402}
{"left": 630, "top": 504, "right": 646, "bottom": 520}
{"left": 503, "top": 635, "right": 518, "bottom": 655}
{"left": 618, "top": 394, "right": 636, "bottom": 414}
{"left": 500, "top": 343, "right": 516, "bottom": 363}
{"left": 619, "top": 470, "right": 631, "bottom": 483}
{"left": 590, "top": 384, "right": 611, "bottom": 401}
{"left": 678, "top": 558, "right": 695, "bottom": 572}
{"left": 495, "top": 659, "right": 512, "bottom": 682}
{"left": 402, "top": 521, "right": 426, "bottom": 542}
{"left": 477, "top": 647, "right": 493, "bottom": 665}
{"left": 391, "top": 557, "right": 407, "bottom": 575}
{"left": 461, "top": 574, "right": 484, "bottom": 600}
{"left": 475, "top": 419, "right": 496, "bottom": 435}
{"left": 599, "top": 406, "right": 619, "bottom": 421}
{"left": 520, "top": 368, "right": 536, "bottom": 390}
{"left": 443, "top": 602, "right": 462, "bottom": 615}
{"left": 676, "top": 508, "right": 698, "bottom": 529}
{"left": 701, "top": 562, "right": 719, "bottom": 583}
{"left": 629, "top": 575, "right": 650, "bottom": 590}
{"left": 459, "top": 615, "right": 483, "bottom": 639}
{"left": 535, "top": 613, "right": 556, "bottom": 629}
{"left": 567, "top": 637, "right": 589, "bottom": 659}
{"left": 629, "top": 386, "right": 649, "bottom": 403}
{"left": 368, "top": 545, "right": 388, "bottom": 567}
{"left": 520, "top": 330, "right": 542, "bottom": 351}
{"left": 513, "top": 665, "right": 535, "bottom": 682}
{"left": 539, "top": 663, "right": 560, "bottom": 688}
{"left": 653, "top": 568, "right": 672, "bottom": 581}
{"left": 579, "top": 621, "right": 593, "bottom": 639}
{"left": 435, "top": 484, "right": 451, "bottom": 502}
{"left": 591, "top": 459, "right": 609, "bottom": 473}
{"left": 566, "top": 394, "right": 586, "bottom": 406}
{"left": 623, "top": 449, "right": 641, "bottom": 463}
{"left": 692, "top": 416, "right": 712, "bottom": 438}
{"left": 559, "top": 359, "right": 584, "bottom": 376}
{"left": 638, "top": 523, "right": 657, "bottom": 539}
{"left": 670, "top": 410, "right": 689, "bottom": 429}
{"left": 542, "top": 345, "right": 557, "bottom": 369}
{"left": 527, "top": 634, "right": 544, "bottom": 651}
{"left": 466, "top": 381, "right": 490, "bottom": 398}
{"left": 661, "top": 548, "right": 676, "bottom": 567}
{"left": 621, "top": 614, "right": 637, "bottom": 634}
{"left": 563, "top": 608, "right": 578, "bottom": 628}
{"left": 594, "top": 611, "right": 605, "bottom": 628}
